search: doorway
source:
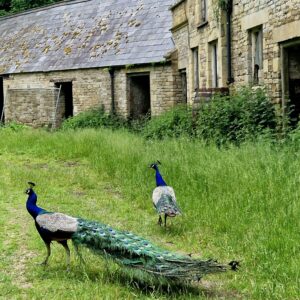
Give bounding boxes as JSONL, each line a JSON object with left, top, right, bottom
{"left": 282, "top": 42, "right": 300, "bottom": 125}
{"left": 287, "top": 45, "right": 300, "bottom": 124}
{"left": 60, "top": 82, "right": 73, "bottom": 118}
{"left": 54, "top": 82, "right": 73, "bottom": 127}
{"left": 127, "top": 74, "right": 151, "bottom": 119}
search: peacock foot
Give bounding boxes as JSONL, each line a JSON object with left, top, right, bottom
{"left": 158, "top": 216, "right": 162, "bottom": 226}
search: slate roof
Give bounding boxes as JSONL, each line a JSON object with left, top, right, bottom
{"left": 0, "top": 0, "right": 175, "bottom": 75}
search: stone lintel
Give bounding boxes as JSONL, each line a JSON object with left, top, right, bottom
{"left": 241, "top": 8, "right": 269, "bottom": 31}
{"left": 273, "top": 20, "right": 300, "bottom": 43}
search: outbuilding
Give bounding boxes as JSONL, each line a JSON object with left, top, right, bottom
{"left": 0, "top": 0, "right": 183, "bottom": 127}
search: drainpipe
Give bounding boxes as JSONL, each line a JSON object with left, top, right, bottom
{"left": 226, "top": 0, "right": 234, "bottom": 85}
{"left": 109, "top": 67, "right": 115, "bottom": 114}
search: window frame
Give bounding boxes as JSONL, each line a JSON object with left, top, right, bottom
{"left": 200, "top": 0, "right": 207, "bottom": 23}
{"left": 192, "top": 47, "right": 199, "bottom": 91}
{"left": 249, "top": 26, "right": 263, "bottom": 85}
{"left": 209, "top": 40, "right": 219, "bottom": 88}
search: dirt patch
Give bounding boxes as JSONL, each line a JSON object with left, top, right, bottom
{"left": 198, "top": 279, "right": 244, "bottom": 299}
{"left": 6, "top": 206, "right": 37, "bottom": 289}
{"left": 103, "top": 186, "right": 123, "bottom": 199}
{"left": 62, "top": 160, "right": 81, "bottom": 167}
{"left": 12, "top": 250, "right": 37, "bottom": 289}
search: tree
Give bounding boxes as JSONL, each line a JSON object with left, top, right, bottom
{"left": 0, "top": 0, "right": 11, "bottom": 15}
{"left": 0, "top": 0, "right": 61, "bottom": 16}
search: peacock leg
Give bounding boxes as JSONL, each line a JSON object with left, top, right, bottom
{"left": 58, "top": 240, "right": 70, "bottom": 271}
{"left": 164, "top": 214, "right": 167, "bottom": 227}
{"left": 40, "top": 242, "right": 51, "bottom": 266}
{"left": 158, "top": 215, "right": 162, "bottom": 226}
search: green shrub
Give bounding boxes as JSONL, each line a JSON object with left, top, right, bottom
{"left": 195, "top": 86, "right": 277, "bottom": 145}
{"left": 62, "top": 107, "right": 126, "bottom": 130}
{"left": 127, "top": 113, "right": 151, "bottom": 134}
{"left": 0, "top": 121, "right": 29, "bottom": 132}
{"left": 61, "top": 86, "right": 278, "bottom": 145}
{"left": 141, "top": 105, "right": 194, "bottom": 140}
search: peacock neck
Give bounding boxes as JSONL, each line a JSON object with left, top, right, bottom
{"left": 155, "top": 167, "right": 167, "bottom": 187}
{"left": 26, "top": 190, "right": 44, "bottom": 219}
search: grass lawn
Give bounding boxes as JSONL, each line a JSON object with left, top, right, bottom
{"left": 0, "top": 128, "right": 299, "bottom": 299}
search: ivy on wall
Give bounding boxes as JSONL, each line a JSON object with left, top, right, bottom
{"left": 217, "top": 0, "right": 230, "bottom": 10}
{"left": 212, "top": 0, "right": 231, "bottom": 22}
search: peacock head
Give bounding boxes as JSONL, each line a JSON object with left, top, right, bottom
{"left": 149, "top": 160, "right": 161, "bottom": 170}
{"left": 25, "top": 181, "right": 36, "bottom": 194}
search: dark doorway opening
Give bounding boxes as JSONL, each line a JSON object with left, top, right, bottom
{"left": 287, "top": 45, "right": 300, "bottom": 125}
{"left": 61, "top": 82, "right": 73, "bottom": 118}
{"left": 0, "top": 77, "right": 4, "bottom": 123}
{"left": 127, "top": 74, "right": 150, "bottom": 119}
{"left": 55, "top": 82, "right": 73, "bottom": 119}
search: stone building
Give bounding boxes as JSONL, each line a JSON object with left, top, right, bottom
{"left": 0, "top": 0, "right": 183, "bottom": 127}
{"left": 171, "top": 0, "right": 300, "bottom": 119}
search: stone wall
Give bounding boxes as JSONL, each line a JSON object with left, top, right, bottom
{"left": 171, "top": 0, "right": 300, "bottom": 106}
{"left": 3, "top": 69, "right": 111, "bottom": 127}
{"left": 171, "top": 0, "right": 228, "bottom": 104}
{"left": 3, "top": 63, "right": 182, "bottom": 126}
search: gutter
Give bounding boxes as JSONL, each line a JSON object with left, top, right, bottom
{"left": 226, "top": 0, "right": 234, "bottom": 84}
{"left": 169, "top": 0, "right": 186, "bottom": 11}
{"left": 109, "top": 67, "right": 115, "bottom": 114}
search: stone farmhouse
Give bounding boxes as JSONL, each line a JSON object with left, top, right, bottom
{"left": 0, "top": 0, "right": 183, "bottom": 127}
{"left": 1, "top": 0, "right": 300, "bottom": 127}
{"left": 171, "top": 0, "right": 300, "bottom": 120}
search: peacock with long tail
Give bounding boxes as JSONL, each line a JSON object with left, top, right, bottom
{"left": 25, "top": 182, "right": 237, "bottom": 280}
{"left": 150, "top": 161, "right": 181, "bottom": 227}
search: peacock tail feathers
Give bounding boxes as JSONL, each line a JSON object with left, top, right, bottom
{"left": 155, "top": 194, "right": 181, "bottom": 216}
{"left": 152, "top": 186, "right": 181, "bottom": 217}
{"left": 72, "top": 219, "right": 226, "bottom": 280}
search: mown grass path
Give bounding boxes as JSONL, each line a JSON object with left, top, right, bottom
{"left": 0, "top": 128, "right": 299, "bottom": 299}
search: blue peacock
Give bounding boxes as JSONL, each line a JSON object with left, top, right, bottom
{"left": 25, "top": 182, "right": 237, "bottom": 280}
{"left": 150, "top": 161, "right": 181, "bottom": 227}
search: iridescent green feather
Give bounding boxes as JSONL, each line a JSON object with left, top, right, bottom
{"left": 72, "top": 219, "right": 226, "bottom": 280}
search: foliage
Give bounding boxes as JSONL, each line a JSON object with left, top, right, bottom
{"left": 60, "top": 87, "right": 278, "bottom": 147}
{"left": 127, "top": 113, "right": 150, "bottom": 134}
{"left": 0, "top": 0, "right": 61, "bottom": 16}
{"left": 217, "top": 0, "right": 230, "bottom": 10}
{"left": 0, "top": 121, "right": 28, "bottom": 131}
{"left": 195, "top": 86, "right": 277, "bottom": 145}
{"left": 61, "top": 107, "right": 127, "bottom": 130}
{"left": 141, "top": 105, "right": 195, "bottom": 140}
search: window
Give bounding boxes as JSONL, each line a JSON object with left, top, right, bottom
{"left": 200, "top": 0, "right": 207, "bottom": 23}
{"left": 209, "top": 41, "right": 218, "bottom": 88}
{"left": 250, "top": 26, "right": 263, "bottom": 84}
{"left": 180, "top": 69, "right": 187, "bottom": 104}
{"left": 192, "top": 48, "right": 199, "bottom": 90}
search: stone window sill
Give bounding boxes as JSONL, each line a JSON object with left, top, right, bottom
{"left": 197, "top": 21, "right": 208, "bottom": 29}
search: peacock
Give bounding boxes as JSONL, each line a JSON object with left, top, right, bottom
{"left": 25, "top": 182, "right": 237, "bottom": 280}
{"left": 150, "top": 161, "right": 181, "bottom": 227}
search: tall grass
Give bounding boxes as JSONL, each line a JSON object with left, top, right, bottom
{"left": 0, "top": 127, "right": 299, "bottom": 299}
